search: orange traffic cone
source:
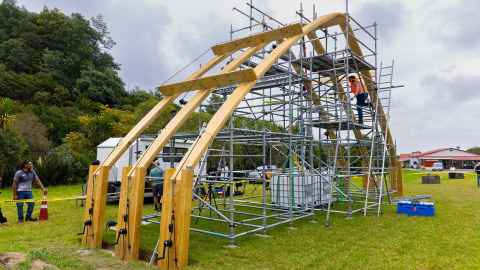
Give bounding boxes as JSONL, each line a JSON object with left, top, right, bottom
{"left": 39, "top": 191, "right": 48, "bottom": 221}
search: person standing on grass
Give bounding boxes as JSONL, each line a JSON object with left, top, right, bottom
{"left": 474, "top": 162, "right": 480, "bottom": 188}
{"left": 149, "top": 158, "right": 164, "bottom": 211}
{"left": 12, "top": 160, "right": 47, "bottom": 223}
{"left": 348, "top": 75, "right": 369, "bottom": 124}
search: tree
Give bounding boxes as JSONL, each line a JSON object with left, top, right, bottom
{"left": 90, "top": 14, "right": 116, "bottom": 50}
{"left": 0, "top": 97, "right": 16, "bottom": 129}
{"left": 205, "top": 94, "right": 225, "bottom": 114}
{"left": 0, "top": 128, "right": 26, "bottom": 185}
{"left": 13, "top": 112, "right": 51, "bottom": 157}
{"left": 79, "top": 105, "right": 134, "bottom": 146}
{"left": 35, "top": 143, "right": 86, "bottom": 185}
{"left": 467, "top": 147, "right": 480, "bottom": 155}
{"left": 64, "top": 131, "right": 94, "bottom": 163}
{"left": 0, "top": 38, "right": 36, "bottom": 73}
{"left": 75, "top": 66, "right": 125, "bottom": 105}
{"left": 2, "top": 0, "right": 17, "bottom": 6}
{"left": 0, "top": 65, "right": 36, "bottom": 100}
{"left": 0, "top": 3, "right": 126, "bottom": 104}
{"left": 132, "top": 97, "right": 178, "bottom": 133}
{"left": 32, "top": 105, "right": 81, "bottom": 144}
{"left": 120, "top": 87, "right": 153, "bottom": 109}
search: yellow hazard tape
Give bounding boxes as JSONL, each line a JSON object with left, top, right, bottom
{"left": 0, "top": 191, "right": 120, "bottom": 206}
{"left": 0, "top": 196, "right": 85, "bottom": 205}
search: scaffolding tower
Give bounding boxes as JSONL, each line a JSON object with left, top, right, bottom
{"left": 141, "top": 1, "right": 402, "bottom": 247}
{"left": 82, "top": 2, "right": 404, "bottom": 266}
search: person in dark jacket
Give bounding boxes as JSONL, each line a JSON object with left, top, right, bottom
{"left": 474, "top": 162, "right": 480, "bottom": 188}
{"left": 149, "top": 158, "right": 164, "bottom": 211}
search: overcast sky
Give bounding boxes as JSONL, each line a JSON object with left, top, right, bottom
{"left": 15, "top": 0, "right": 480, "bottom": 153}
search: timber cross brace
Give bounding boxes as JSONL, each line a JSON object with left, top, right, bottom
{"left": 81, "top": 11, "right": 403, "bottom": 269}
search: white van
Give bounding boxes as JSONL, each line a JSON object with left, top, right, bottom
{"left": 96, "top": 136, "right": 202, "bottom": 199}
{"left": 431, "top": 162, "right": 444, "bottom": 171}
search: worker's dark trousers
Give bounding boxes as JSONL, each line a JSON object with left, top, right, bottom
{"left": 477, "top": 174, "right": 480, "bottom": 188}
{"left": 356, "top": 93, "right": 368, "bottom": 124}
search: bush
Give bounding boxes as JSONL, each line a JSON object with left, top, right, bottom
{"left": 13, "top": 111, "right": 51, "bottom": 158}
{"left": 34, "top": 144, "right": 87, "bottom": 186}
{"left": 0, "top": 128, "right": 27, "bottom": 187}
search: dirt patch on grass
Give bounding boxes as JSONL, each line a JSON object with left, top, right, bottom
{"left": 0, "top": 252, "right": 26, "bottom": 269}
{"left": 76, "top": 249, "right": 139, "bottom": 270}
{"left": 0, "top": 252, "right": 62, "bottom": 270}
{"left": 30, "top": 259, "right": 60, "bottom": 270}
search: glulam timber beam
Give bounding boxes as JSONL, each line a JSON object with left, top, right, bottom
{"left": 158, "top": 69, "right": 257, "bottom": 96}
{"left": 211, "top": 23, "right": 303, "bottom": 55}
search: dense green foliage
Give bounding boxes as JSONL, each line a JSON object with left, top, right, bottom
{"left": 0, "top": 2, "right": 165, "bottom": 186}
{"left": 0, "top": 2, "right": 125, "bottom": 104}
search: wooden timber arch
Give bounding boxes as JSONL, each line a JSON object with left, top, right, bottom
{"left": 81, "top": 12, "right": 403, "bottom": 269}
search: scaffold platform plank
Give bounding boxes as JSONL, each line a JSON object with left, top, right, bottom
{"left": 311, "top": 121, "right": 371, "bottom": 130}
{"left": 158, "top": 69, "right": 257, "bottom": 96}
{"left": 211, "top": 23, "right": 303, "bottom": 55}
{"left": 291, "top": 53, "right": 374, "bottom": 76}
{"left": 243, "top": 59, "right": 289, "bottom": 76}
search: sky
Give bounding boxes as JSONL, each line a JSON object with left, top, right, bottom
{"left": 14, "top": 0, "right": 480, "bottom": 153}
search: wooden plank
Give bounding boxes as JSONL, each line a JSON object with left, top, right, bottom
{"left": 126, "top": 167, "right": 147, "bottom": 260}
{"left": 174, "top": 168, "right": 194, "bottom": 269}
{"left": 158, "top": 69, "right": 257, "bottom": 96}
{"left": 211, "top": 23, "right": 303, "bottom": 55}
{"left": 158, "top": 168, "right": 176, "bottom": 270}
{"left": 81, "top": 165, "right": 98, "bottom": 245}
{"left": 114, "top": 166, "right": 131, "bottom": 260}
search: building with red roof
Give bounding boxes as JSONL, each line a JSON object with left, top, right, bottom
{"left": 399, "top": 148, "right": 480, "bottom": 169}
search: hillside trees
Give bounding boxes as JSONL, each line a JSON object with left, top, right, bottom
{"left": 0, "top": 3, "right": 126, "bottom": 104}
{"left": 467, "top": 147, "right": 480, "bottom": 155}
{"left": 0, "top": 2, "right": 132, "bottom": 184}
{"left": 0, "top": 1, "right": 294, "bottom": 186}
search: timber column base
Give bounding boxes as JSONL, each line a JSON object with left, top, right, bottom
{"left": 83, "top": 166, "right": 110, "bottom": 248}
{"left": 81, "top": 165, "right": 98, "bottom": 246}
{"left": 158, "top": 168, "right": 194, "bottom": 270}
{"left": 114, "top": 166, "right": 132, "bottom": 259}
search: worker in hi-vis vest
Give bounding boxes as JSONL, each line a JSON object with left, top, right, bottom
{"left": 348, "top": 75, "right": 369, "bottom": 124}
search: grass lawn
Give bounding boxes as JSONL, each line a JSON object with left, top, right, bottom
{"left": 1, "top": 170, "right": 479, "bottom": 269}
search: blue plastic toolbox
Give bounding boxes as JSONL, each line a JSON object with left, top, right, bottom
{"left": 396, "top": 200, "right": 435, "bottom": 217}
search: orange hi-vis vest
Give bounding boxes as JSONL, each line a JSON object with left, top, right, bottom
{"left": 350, "top": 80, "right": 365, "bottom": 96}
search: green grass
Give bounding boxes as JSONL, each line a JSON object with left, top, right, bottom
{"left": 1, "top": 170, "right": 479, "bottom": 269}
